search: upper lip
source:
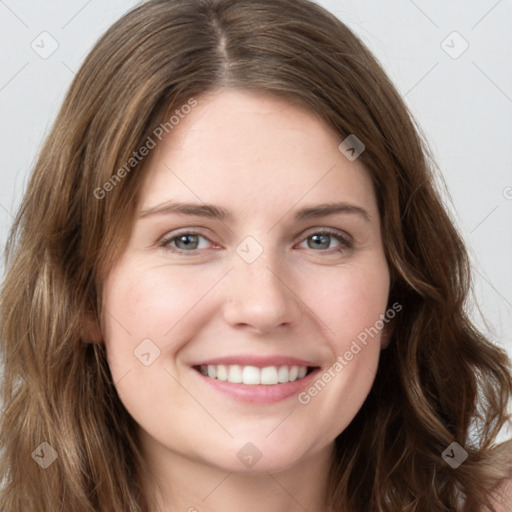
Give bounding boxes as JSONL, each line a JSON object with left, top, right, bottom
{"left": 191, "top": 355, "right": 318, "bottom": 368}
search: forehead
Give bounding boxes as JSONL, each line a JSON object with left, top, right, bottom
{"left": 138, "top": 88, "right": 377, "bottom": 220}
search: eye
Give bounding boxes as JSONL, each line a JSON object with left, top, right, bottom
{"left": 160, "top": 231, "right": 213, "bottom": 252}
{"left": 297, "top": 229, "right": 353, "bottom": 253}
{"left": 159, "top": 228, "right": 353, "bottom": 255}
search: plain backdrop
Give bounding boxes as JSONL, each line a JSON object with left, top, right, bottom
{"left": 0, "top": 0, "right": 511, "bottom": 427}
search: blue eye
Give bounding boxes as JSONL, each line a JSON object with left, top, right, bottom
{"left": 304, "top": 233, "right": 336, "bottom": 250}
{"left": 162, "top": 231, "right": 210, "bottom": 252}
{"left": 159, "top": 228, "right": 352, "bottom": 254}
{"left": 298, "top": 231, "right": 352, "bottom": 252}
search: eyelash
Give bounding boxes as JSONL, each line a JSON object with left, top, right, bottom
{"left": 158, "top": 228, "right": 353, "bottom": 255}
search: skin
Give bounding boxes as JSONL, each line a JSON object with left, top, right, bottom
{"left": 101, "top": 88, "right": 391, "bottom": 512}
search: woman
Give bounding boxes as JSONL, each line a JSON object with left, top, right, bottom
{"left": 1, "top": 0, "right": 511, "bottom": 510}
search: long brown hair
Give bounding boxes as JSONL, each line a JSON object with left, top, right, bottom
{"left": 1, "top": 0, "right": 511, "bottom": 510}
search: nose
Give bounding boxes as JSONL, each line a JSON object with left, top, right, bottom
{"left": 222, "top": 251, "right": 301, "bottom": 335}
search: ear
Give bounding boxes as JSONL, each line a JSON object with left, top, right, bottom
{"left": 81, "top": 310, "right": 103, "bottom": 344}
{"left": 380, "top": 322, "right": 393, "bottom": 350}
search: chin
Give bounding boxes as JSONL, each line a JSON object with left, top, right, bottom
{"left": 214, "top": 452, "right": 305, "bottom": 475}
{"left": 212, "top": 436, "right": 318, "bottom": 475}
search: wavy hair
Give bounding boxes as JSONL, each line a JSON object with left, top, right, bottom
{"left": 1, "top": 0, "right": 511, "bottom": 510}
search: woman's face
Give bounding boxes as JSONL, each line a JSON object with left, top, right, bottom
{"left": 102, "top": 88, "right": 390, "bottom": 476}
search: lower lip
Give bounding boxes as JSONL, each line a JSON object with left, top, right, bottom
{"left": 192, "top": 367, "right": 321, "bottom": 403}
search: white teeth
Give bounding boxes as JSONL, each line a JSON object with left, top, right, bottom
{"left": 242, "top": 366, "right": 260, "bottom": 385}
{"left": 216, "top": 364, "right": 228, "bottom": 381}
{"left": 199, "top": 364, "right": 310, "bottom": 385}
{"left": 260, "top": 366, "right": 278, "bottom": 385}
{"left": 228, "top": 364, "right": 243, "bottom": 383}
{"left": 277, "top": 366, "right": 289, "bottom": 383}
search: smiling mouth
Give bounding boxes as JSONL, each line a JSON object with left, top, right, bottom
{"left": 193, "top": 364, "right": 316, "bottom": 385}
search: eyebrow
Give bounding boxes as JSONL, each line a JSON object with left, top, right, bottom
{"left": 139, "top": 201, "right": 371, "bottom": 222}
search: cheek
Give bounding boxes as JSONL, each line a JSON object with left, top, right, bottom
{"left": 308, "top": 262, "right": 390, "bottom": 349}
{"left": 101, "top": 262, "right": 195, "bottom": 417}
{"left": 104, "top": 259, "right": 207, "bottom": 334}
{"left": 101, "top": 260, "right": 221, "bottom": 374}
{"left": 295, "top": 262, "right": 390, "bottom": 435}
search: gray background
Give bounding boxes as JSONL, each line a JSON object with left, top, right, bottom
{"left": 1, "top": 1, "right": 511, "bottom": 435}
